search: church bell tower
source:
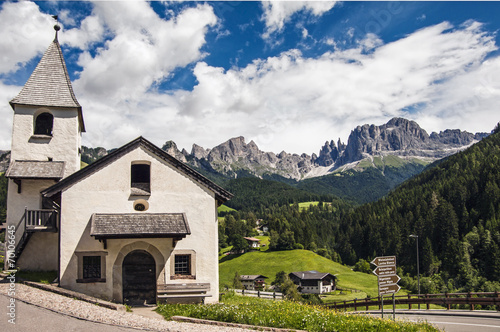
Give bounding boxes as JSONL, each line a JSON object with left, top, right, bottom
{"left": 8, "top": 23, "right": 85, "bottom": 179}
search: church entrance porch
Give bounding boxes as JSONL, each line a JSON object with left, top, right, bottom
{"left": 122, "top": 250, "right": 156, "bottom": 305}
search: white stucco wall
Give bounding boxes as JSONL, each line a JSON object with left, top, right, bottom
{"left": 5, "top": 178, "right": 59, "bottom": 271}
{"left": 10, "top": 105, "right": 81, "bottom": 177}
{"left": 17, "top": 232, "right": 58, "bottom": 270}
{"left": 58, "top": 145, "right": 219, "bottom": 303}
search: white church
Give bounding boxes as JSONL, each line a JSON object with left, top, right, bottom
{"left": 4, "top": 25, "right": 232, "bottom": 305}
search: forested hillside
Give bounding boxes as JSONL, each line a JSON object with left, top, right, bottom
{"left": 220, "top": 125, "right": 500, "bottom": 293}
{"left": 337, "top": 125, "right": 500, "bottom": 291}
{"left": 298, "top": 156, "right": 429, "bottom": 204}
{"left": 223, "top": 177, "right": 337, "bottom": 211}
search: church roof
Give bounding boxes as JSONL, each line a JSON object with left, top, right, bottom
{"left": 90, "top": 213, "right": 191, "bottom": 239}
{"left": 6, "top": 160, "right": 65, "bottom": 180}
{"left": 41, "top": 136, "right": 233, "bottom": 204}
{"left": 9, "top": 33, "right": 85, "bottom": 132}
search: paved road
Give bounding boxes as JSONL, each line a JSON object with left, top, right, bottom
{"left": 368, "top": 311, "right": 500, "bottom": 332}
{"left": 0, "top": 294, "right": 144, "bottom": 332}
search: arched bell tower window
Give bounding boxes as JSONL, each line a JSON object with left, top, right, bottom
{"left": 34, "top": 112, "right": 54, "bottom": 136}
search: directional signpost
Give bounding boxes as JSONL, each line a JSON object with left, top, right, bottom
{"left": 371, "top": 255, "right": 400, "bottom": 319}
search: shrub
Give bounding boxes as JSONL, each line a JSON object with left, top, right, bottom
{"left": 353, "top": 259, "right": 372, "bottom": 274}
{"left": 293, "top": 243, "right": 304, "bottom": 250}
{"left": 156, "top": 293, "right": 439, "bottom": 332}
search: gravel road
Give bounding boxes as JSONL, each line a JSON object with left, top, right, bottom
{"left": 0, "top": 281, "right": 254, "bottom": 332}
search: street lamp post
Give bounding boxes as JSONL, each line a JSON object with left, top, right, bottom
{"left": 409, "top": 234, "right": 420, "bottom": 309}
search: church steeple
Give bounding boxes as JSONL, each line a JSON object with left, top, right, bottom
{"left": 9, "top": 23, "right": 85, "bottom": 132}
{"left": 9, "top": 23, "right": 85, "bottom": 178}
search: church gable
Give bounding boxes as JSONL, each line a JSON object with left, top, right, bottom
{"left": 41, "top": 136, "right": 232, "bottom": 204}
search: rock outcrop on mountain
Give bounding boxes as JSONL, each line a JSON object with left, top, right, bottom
{"left": 0, "top": 151, "right": 10, "bottom": 172}
{"left": 162, "top": 140, "right": 188, "bottom": 163}
{"left": 337, "top": 118, "right": 487, "bottom": 166}
{"left": 315, "top": 139, "right": 346, "bottom": 167}
{"left": 187, "top": 136, "right": 315, "bottom": 179}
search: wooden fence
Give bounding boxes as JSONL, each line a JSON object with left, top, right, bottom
{"left": 233, "top": 289, "right": 284, "bottom": 300}
{"left": 324, "top": 292, "right": 500, "bottom": 311}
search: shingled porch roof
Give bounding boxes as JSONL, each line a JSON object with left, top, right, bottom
{"left": 6, "top": 160, "right": 65, "bottom": 180}
{"left": 90, "top": 213, "right": 191, "bottom": 240}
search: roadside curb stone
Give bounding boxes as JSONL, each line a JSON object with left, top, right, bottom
{"left": 21, "top": 280, "right": 126, "bottom": 312}
{"left": 172, "top": 316, "right": 308, "bottom": 332}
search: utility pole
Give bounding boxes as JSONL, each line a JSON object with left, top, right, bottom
{"left": 409, "top": 234, "right": 420, "bottom": 309}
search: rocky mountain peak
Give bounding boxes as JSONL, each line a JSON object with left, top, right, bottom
{"left": 162, "top": 140, "right": 187, "bottom": 162}
{"left": 337, "top": 117, "right": 487, "bottom": 166}
{"left": 191, "top": 143, "right": 210, "bottom": 159}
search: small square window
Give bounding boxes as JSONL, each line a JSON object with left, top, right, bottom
{"left": 83, "top": 256, "right": 101, "bottom": 279}
{"left": 76, "top": 251, "right": 107, "bottom": 283}
{"left": 174, "top": 255, "right": 191, "bottom": 275}
{"left": 170, "top": 250, "right": 196, "bottom": 280}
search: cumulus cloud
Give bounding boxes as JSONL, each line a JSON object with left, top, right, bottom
{"left": 261, "top": 1, "right": 337, "bottom": 40}
{"left": 73, "top": 2, "right": 217, "bottom": 102}
{"left": 0, "top": 1, "right": 55, "bottom": 74}
{"left": 61, "top": 13, "right": 104, "bottom": 50}
{"left": 170, "top": 21, "right": 498, "bottom": 153}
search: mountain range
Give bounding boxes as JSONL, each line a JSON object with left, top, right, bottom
{"left": 161, "top": 117, "right": 488, "bottom": 181}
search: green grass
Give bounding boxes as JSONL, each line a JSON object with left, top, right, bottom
{"left": 219, "top": 249, "right": 379, "bottom": 297}
{"left": 382, "top": 155, "right": 406, "bottom": 167}
{"left": 296, "top": 201, "right": 320, "bottom": 211}
{"left": 372, "top": 156, "right": 384, "bottom": 169}
{"left": 218, "top": 204, "right": 237, "bottom": 213}
{"left": 219, "top": 246, "right": 233, "bottom": 258}
{"left": 15, "top": 270, "right": 57, "bottom": 284}
{"left": 156, "top": 292, "right": 438, "bottom": 332}
{"left": 255, "top": 236, "right": 269, "bottom": 251}
{"left": 295, "top": 201, "right": 332, "bottom": 212}
{"left": 356, "top": 155, "right": 430, "bottom": 171}
{"left": 357, "top": 158, "right": 375, "bottom": 169}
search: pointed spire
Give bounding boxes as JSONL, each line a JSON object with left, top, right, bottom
{"left": 10, "top": 24, "right": 85, "bottom": 132}
{"left": 52, "top": 15, "right": 60, "bottom": 41}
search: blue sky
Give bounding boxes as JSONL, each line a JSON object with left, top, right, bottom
{"left": 1, "top": 1, "right": 500, "bottom": 155}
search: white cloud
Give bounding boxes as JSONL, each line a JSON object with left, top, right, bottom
{"left": 0, "top": 1, "right": 55, "bottom": 73}
{"left": 166, "top": 21, "right": 498, "bottom": 154}
{"left": 261, "top": 1, "right": 336, "bottom": 40}
{"left": 61, "top": 13, "right": 104, "bottom": 50}
{"left": 73, "top": 2, "right": 217, "bottom": 102}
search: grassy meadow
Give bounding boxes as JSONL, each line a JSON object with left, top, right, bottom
{"left": 219, "top": 249, "right": 380, "bottom": 298}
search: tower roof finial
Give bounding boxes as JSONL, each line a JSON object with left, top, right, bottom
{"left": 52, "top": 15, "right": 60, "bottom": 40}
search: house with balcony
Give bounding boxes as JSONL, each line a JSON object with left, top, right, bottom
{"left": 243, "top": 237, "right": 261, "bottom": 249}
{"left": 289, "top": 271, "right": 336, "bottom": 294}
{"left": 240, "top": 275, "right": 268, "bottom": 290}
{"left": 4, "top": 25, "right": 231, "bottom": 305}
